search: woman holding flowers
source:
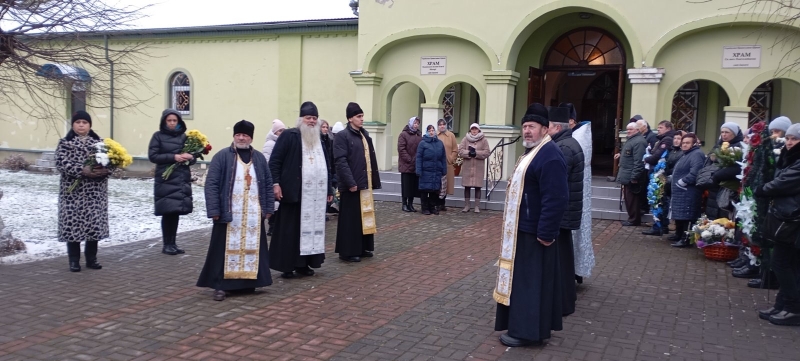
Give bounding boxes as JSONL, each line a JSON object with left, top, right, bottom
{"left": 148, "top": 109, "right": 196, "bottom": 255}
{"left": 56, "top": 111, "right": 111, "bottom": 272}
{"left": 669, "top": 133, "right": 706, "bottom": 248}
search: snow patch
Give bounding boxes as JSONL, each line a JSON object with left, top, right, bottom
{"left": 0, "top": 170, "right": 210, "bottom": 264}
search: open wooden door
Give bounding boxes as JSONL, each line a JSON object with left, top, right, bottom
{"left": 527, "top": 67, "right": 545, "bottom": 106}
{"left": 611, "top": 65, "right": 625, "bottom": 178}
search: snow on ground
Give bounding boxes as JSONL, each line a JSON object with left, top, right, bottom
{"left": 0, "top": 170, "right": 209, "bottom": 264}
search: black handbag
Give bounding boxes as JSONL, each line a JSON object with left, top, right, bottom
{"left": 763, "top": 208, "right": 800, "bottom": 246}
{"left": 696, "top": 162, "right": 719, "bottom": 189}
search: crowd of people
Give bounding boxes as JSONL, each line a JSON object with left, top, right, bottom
{"left": 616, "top": 114, "right": 800, "bottom": 327}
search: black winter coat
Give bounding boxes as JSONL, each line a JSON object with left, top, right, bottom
{"left": 321, "top": 133, "right": 336, "bottom": 187}
{"left": 334, "top": 124, "right": 382, "bottom": 192}
{"left": 759, "top": 146, "right": 800, "bottom": 221}
{"left": 148, "top": 110, "right": 194, "bottom": 216}
{"left": 671, "top": 146, "right": 705, "bottom": 221}
{"left": 552, "top": 128, "right": 584, "bottom": 230}
{"left": 205, "top": 145, "right": 274, "bottom": 222}
{"left": 645, "top": 130, "right": 680, "bottom": 166}
{"left": 415, "top": 135, "right": 447, "bottom": 191}
{"left": 397, "top": 125, "right": 422, "bottom": 174}
{"left": 269, "top": 128, "right": 334, "bottom": 204}
{"left": 665, "top": 146, "right": 683, "bottom": 177}
{"left": 644, "top": 129, "right": 659, "bottom": 150}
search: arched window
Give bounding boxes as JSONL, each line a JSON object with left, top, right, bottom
{"left": 545, "top": 28, "right": 625, "bottom": 67}
{"left": 170, "top": 72, "right": 191, "bottom": 116}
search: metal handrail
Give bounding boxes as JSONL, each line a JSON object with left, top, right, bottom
{"left": 484, "top": 136, "right": 521, "bottom": 202}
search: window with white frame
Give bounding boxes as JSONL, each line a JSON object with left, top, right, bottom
{"left": 170, "top": 72, "right": 191, "bottom": 116}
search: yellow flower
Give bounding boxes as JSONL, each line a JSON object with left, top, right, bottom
{"left": 721, "top": 142, "right": 730, "bottom": 151}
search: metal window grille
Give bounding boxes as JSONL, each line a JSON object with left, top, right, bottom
{"left": 671, "top": 81, "right": 699, "bottom": 133}
{"left": 748, "top": 81, "right": 772, "bottom": 127}
{"left": 442, "top": 85, "right": 456, "bottom": 131}
{"left": 171, "top": 73, "right": 191, "bottom": 115}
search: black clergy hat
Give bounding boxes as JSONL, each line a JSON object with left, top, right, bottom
{"left": 300, "top": 101, "right": 318, "bottom": 117}
{"left": 346, "top": 102, "right": 364, "bottom": 120}
{"left": 521, "top": 103, "right": 549, "bottom": 127}
{"left": 548, "top": 106, "right": 570, "bottom": 124}
{"left": 233, "top": 120, "right": 255, "bottom": 138}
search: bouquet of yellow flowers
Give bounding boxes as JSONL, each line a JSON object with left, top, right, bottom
{"left": 68, "top": 138, "right": 133, "bottom": 193}
{"left": 162, "top": 129, "right": 212, "bottom": 180}
{"left": 690, "top": 216, "right": 736, "bottom": 248}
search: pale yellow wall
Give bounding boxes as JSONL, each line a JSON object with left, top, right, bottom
{"left": 0, "top": 84, "right": 71, "bottom": 149}
{"left": 301, "top": 34, "right": 358, "bottom": 124}
{"left": 774, "top": 79, "right": 800, "bottom": 121}
{"left": 357, "top": 0, "right": 753, "bottom": 72}
{"left": 388, "top": 83, "right": 422, "bottom": 168}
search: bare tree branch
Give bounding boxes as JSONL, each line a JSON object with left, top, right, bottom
{"left": 0, "top": 0, "right": 155, "bottom": 136}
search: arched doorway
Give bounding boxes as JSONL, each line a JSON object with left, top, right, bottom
{"left": 670, "top": 80, "right": 730, "bottom": 148}
{"left": 529, "top": 27, "right": 626, "bottom": 176}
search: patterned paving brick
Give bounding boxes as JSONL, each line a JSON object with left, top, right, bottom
{"left": 1, "top": 204, "right": 799, "bottom": 360}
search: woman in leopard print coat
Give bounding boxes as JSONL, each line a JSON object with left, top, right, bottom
{"left": 56, "top": 111, "right": 111, "bottom": 272}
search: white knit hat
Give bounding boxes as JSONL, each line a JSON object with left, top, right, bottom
{"left": 331, "top": 121, "right": 345, "bottom": 134}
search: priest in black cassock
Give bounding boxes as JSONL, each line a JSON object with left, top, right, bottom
{"left": 494, "top": 103, "right": 568, "bottom": 347}
{"left": 334, "top": 102, "right": 381, "bottom": 262}
{"left": 269, "top": 101, "right": 334, "bottom": 278}
{"left": 197, "top": 120, "right": 274, "bottom": 302}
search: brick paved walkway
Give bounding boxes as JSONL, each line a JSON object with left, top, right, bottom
{"left": 1, "top": 202, "right": 799, "bottom": 360}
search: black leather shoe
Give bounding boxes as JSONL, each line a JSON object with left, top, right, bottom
{"left": 422, "top": 209, "right": 431, "bottom": 215}
{"left": 339, "top": 256, "right": 361, "bottom": 262}
{"left": 727, "top": 256, "right": 746, "bottom": 266}
{"left": 768, "top": 311, "right": 800, "bottom": 326}
{"left": 621, "top": 221, "right": 640, "bottom": 227}
{"left": 162, "top": 245, "right": 179, "bottom": 255}
{"left": 213, "top": 290, "right": 226, "bottom": 301}
{"left": 499, "top": 333, "right": 542, "bottom": 347}
{"left": 432, "top": 208, "right": 439, "bottom": 215}
{"left": 280, "top": 272, "right": 295, "bottom": 279}
{"left": 667, "top": 234, "right": 681, "bottom": 242}
{"left": 733, "top": 265, "right": 760, "bottom": 278}
{"left": 748, "top": 278, "right": 762, "bottom": 289}
{"left": 295, "top": 267, "right": 315, "bottom": 276}
{"left": 671, "top": 238, "right": 691, "bottom": 248}
{"left": 439, "top": 205, "right": 447, "bottom": 212}
{"left": 85, "top": 259, "right": 102, "bottom": 270}
{"left": 575, "top": 275, "right": 583, "bottom": 284}
{"left": 729, "top": 257, "right": 748, "bottom": 268}
{"left": 174, "top": 245, "right": 185, "bottom": 254}
{"left": 408, "top": 205, "right": 418, "bottom": 212}
{"left": 361, "top": 250, "right": 374, "bottom": 258}
{"left": 402, "top": 204, "right": 412, "bottom": 212}
{"left": 69, "top": 261, "right": 81, "bottom": 272}
{"left": 642, "top": 228, "right": 664, "bottom": 236}
{"left": 758, "top": 307, "right": 782, "bottom": 320}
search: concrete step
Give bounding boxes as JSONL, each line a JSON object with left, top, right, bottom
{"left": 372, "top": 191, "right": 505, "bottom": 211}
{"left": 28, "top": 165, "right": 58, "bottom": 173}
{"left": 36, "top": 159, "right": 56, "bottom": 167}
{"left": 40, "top": 152, "right": 55, "bottom": 161}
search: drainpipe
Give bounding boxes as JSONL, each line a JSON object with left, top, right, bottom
{"left": 104, "top": 34, "right": 115, "bottom": 139}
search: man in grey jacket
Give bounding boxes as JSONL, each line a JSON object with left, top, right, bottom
{"left": 615, "top": 122, "right": 647, "bottom": 226}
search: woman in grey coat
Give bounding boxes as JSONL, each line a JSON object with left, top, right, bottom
{"left": 148, "top": 109, "right": 195, "bottom": 255}
{"left": 669, "top": 133, "right": 706, "bottom": 247}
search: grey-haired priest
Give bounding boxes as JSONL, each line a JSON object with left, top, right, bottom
{"left": 197, "top": 120, "right": 274, "bottom": 302}
{"left": 493, "top": 103, "right": 568, "bottom": 347}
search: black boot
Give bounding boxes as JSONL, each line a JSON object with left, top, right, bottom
{"left": 162, "top": 244, "right": 179, "bottom": 255}
{"left": 402, "top": 198, "right": 412, "bottom": 212}
{"left": 408, "top": 199, "right": 417, "bottom": 212}
{"left": 733, "top": 264, "right": 760, "bottom": 278}
{"left": 69, "top": 260, "right": 81, "bottom": 272}
{"left": 670, "top": 236, "right": 691, "bottom": 248}
{"left": 67, "top": 242, "right": 81, "bottom": 272}
{"left": 86, "top": 259, "right": 102, "bottom": 270}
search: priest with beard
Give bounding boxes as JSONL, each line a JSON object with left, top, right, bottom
{"left": 494, "top": 103, "right": 568, "bottom": 347}
{"left": 269, "top": 101, "right": 334, "bottom": 278}
{"left": 197, "top": 120, "right": 274, "bottom": 302}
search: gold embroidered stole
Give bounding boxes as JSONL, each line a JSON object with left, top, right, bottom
{"left": 493, "top": 135, "right": 552, "bottom": 306}
{"left": 224, "top": 156, "right": 261, "bottom": 279}
{"left": 359, "top": 132, "right": 377, "bottom": 235}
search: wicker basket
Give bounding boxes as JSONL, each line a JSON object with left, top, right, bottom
{"left": 703, "top": 243, "right": 739, "bottom": 262}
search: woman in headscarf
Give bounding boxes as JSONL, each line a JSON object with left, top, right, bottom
{"left": 397, "top": 116, "right": 422, "bottom": 212}
{"left": 458, "top": 123, "right": 490, "bottom": 213}
{"left": 416, "top": 124, "right": 447, "bottom": 215}
{"left": 261, "top": 119, "right": 286, "bottom": 162}
{"left": 669, "top": 133, "right": 706, "bottom": 247}
{"left": 148, "top": 109, "right": 195, "bottom": 255}
{"left": 56, "top": 111, "right": 111, "bottom": 272}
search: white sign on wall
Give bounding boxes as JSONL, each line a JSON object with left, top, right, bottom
{"left": 722, "top": 46, "right": 761, "bottom": 68}
{"left": 421, "top": 56, "right": 447, "bottom": 75}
